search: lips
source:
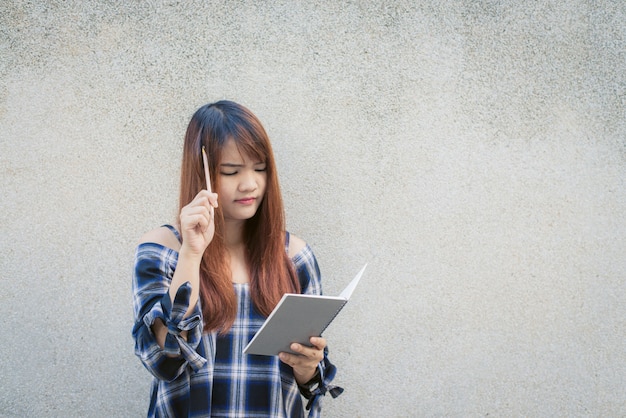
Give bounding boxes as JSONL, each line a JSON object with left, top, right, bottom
{"left": 235, "top": 197, "right": 256, "bottom": 205}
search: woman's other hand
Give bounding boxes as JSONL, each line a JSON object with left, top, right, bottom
{"left": 279, "top": 337, "right": 326, "bottom": 385}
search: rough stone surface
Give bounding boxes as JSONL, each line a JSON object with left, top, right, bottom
{"left": 1, "top": 1, "right": 624, "bottom": 416}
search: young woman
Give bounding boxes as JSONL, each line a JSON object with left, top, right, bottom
{"left": 132, "top": 100, "right": 342, "bottom": 417}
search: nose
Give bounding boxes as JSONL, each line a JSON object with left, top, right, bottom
{"left": 238, "top": 170, "right": 258, "bottom": 192}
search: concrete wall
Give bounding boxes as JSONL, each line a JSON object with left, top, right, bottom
{"left": 1, "top": 1, "right": 624, "bottom": 416}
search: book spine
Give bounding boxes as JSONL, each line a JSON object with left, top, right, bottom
{"left": 320, "top": 300, "right": 349, "bottom": 335}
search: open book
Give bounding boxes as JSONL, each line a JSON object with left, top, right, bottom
{"left": 243, "top": 264, "right": 367, "bottom": 356}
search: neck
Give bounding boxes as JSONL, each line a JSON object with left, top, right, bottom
{"left": 224, "top": 219, "right": 250, "bottom": 284}
{"left": 224, "top": 219, "right": 246, "bottom": 250}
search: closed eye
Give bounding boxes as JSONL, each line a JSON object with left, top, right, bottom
{"left": 219, "top": 162, "right": 266, "bottom": 175}
{"left": 220, "top": 163, "right": 242, "bottom": 176}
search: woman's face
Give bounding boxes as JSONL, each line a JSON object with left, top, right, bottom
{"left": 217, "top": 139, "right": 267, "bottom": 222}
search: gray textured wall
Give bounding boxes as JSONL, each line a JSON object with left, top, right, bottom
{"left": 1, "top": 1, "right": 625, "bottom": 417}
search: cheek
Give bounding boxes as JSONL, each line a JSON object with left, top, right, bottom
{"left": 259, "top": 174, "right": 268, "bottom": 193}
{"left": 217, "top": 178, "right": 232, "bottom": 197}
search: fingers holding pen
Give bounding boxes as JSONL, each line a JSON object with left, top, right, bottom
{"left": 192, "top": 189, "right": 218, "bottom": 205}
{"left": 205, "top": 191, "right": 219, "bottom": 221}
{"left": 193, "top": 190, "right": 218, "bottom": 224}
{"left": 183, "top": 204, "right": 212, "bottom": 230}
{"left": 179, "top": 190, "right": 219, "bottom": 254}
{"left": 193, "top": 189, "right": 218, "bottom": 208}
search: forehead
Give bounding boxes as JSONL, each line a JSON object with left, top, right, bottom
{"left": 220, "top": 138, "right": 263, "bottom": 163}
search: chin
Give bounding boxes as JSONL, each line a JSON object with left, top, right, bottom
{"left": 227, "top": 209, "right": 260, "bottom": 221}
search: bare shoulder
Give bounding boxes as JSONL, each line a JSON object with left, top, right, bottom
{"left": 138, "top": 226, "right": 181, "bottom": 251}
{"left": 287, "top": 233, "right": 308, "bottom": 258}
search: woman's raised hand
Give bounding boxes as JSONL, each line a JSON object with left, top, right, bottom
{"left": 179, "top": 190, "right": 218, "bottom": 258}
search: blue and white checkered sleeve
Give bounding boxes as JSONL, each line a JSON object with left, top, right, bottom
{"left": 132, "top": 244, "right": 206, "bottom": 382}
{"left": 294, "top": 245, "right": 323, "bottom": 297}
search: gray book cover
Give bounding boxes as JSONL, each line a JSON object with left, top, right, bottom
{"left": 243, "top": 264, "right": 367, "bottom": 356}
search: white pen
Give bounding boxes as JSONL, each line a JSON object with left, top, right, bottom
{"left": 201, "top": 146, "right": 212, "bottom": 193}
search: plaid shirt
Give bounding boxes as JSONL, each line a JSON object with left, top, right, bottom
{"left": 132, "top": 229, "right": 342, "bottom": 417}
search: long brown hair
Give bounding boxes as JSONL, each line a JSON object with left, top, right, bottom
{"left": 179, "top": 100, "right": 299, "bottom": 333}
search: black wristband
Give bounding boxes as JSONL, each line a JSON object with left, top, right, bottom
{"left": 297, "top": 369, "right": 321, "bottom": 399}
